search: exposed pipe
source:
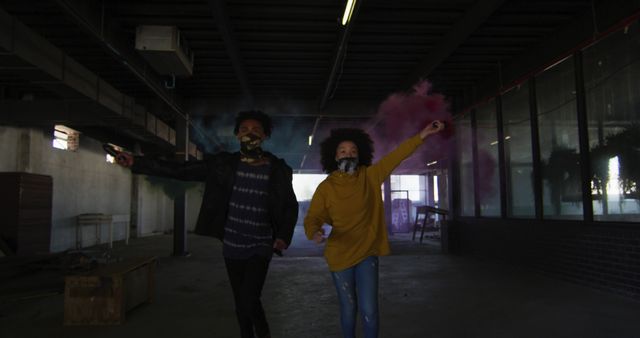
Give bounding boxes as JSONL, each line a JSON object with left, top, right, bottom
{"left": 319, "top": 0, "right": 363, "bottom": 111}
{"left": 208, "top": 0, "right": 254, "bottom": 105}
{"left": 403, "top": 0, "right": 505, "bottom": 89}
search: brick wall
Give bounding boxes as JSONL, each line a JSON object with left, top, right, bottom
{"left": 452, "top": 219, "right": 640, "bottom": 300}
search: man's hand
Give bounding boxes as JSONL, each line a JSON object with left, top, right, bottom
{"left": 115, "top": 152, "right": 134, "bottom": 168}
{"left": 272, "top": 238, "right": 287, "bottom": 257}
{"left": 273, "top": 238, "right": 287, "bottom": 251}
{"left": 419, "top": 120, "right": 446, "bottom": 140}
{"left": 312, "top": 230, "right": 326, "bottom": 244}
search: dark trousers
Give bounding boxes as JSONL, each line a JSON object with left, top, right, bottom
{"left": 224, "top": 255, "right": 271, "bottom": 338}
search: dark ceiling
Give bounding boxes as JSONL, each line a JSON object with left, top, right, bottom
{"left": 0, "top": 0, "right": 608, "bottom": 172}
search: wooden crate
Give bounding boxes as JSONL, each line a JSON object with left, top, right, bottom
{"left": 64, "top": 256, "right": 157, "bottom": 325}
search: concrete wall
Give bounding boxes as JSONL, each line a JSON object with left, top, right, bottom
{"left": 186, "top": 184, "right": 204, "bottom": 232}
{"left": 0, "top": 125, "right": 204, "bottom": 253}
{"left": 134, "top": 177, "right": 204, "bottom": 236}
{"left": 47, "top": 132, "right": 132, "bottom": 251}
{"left": 135, "top": 176, "right": 174, "bottom": 237}
{"left": 0, "top": 127, "right": 20, "bottom": 171}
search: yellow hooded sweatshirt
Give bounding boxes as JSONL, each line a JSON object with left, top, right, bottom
{"left": 304, "top": 134, "right": 424, "bottom": 272}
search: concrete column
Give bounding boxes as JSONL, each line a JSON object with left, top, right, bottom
{"left": 384, "top": 177, "right": 393, "bottom": 236}
{"left": 427, "top": 173, "right": 435, "bottom": 206}
{"left": 173, "top": 116, "right": 189, "bottom": 256}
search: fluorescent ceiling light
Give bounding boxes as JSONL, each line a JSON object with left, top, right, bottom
{"left": 342, "top": 0, "right": 356, "bottom": 26}
{"left": 490, "top": 136, "right": 511, "bottom": 146}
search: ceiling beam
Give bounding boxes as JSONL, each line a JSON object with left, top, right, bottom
{"left": 208, "top": 0, "right": 254, "bottom": 104}
{"left": 318, "top": 0, "right": 363, "bottom": 111}
{"left": 403, "top": 0, "right": 505, "bottom": 89}
{"left": 468, "top": 1, "right": 640, "bottom": 109}
{"left": 187, "top": 97, "right": 380, "bottom": 119}
{"left": 0, "top": 99, "right": 130, "bottom": 125}
{"left": 0, "top": 7, "right": 127, "bottom": 113}
{"left": 0, "top": 7, "right": 191, "bottom": 151}
{"left": 53, "top": 0, "right": 223, "bottom": 148}
{"left": 0, "top": 99, "right": 176, "bottom": 149}
{"left": 53, "top": 0, "right": 189, "bottom": 122}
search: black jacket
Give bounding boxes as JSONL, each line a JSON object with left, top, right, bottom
{"left": 131, "top": 152, "right": 299, "bottom": 246}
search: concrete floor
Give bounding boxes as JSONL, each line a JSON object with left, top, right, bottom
{"left": 1, "top": 226, "right": 640, "bottom": 338}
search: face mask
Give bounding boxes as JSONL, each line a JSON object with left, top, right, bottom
{"left": 240, "top": 133, "right": 264, "bottom": 159}
{"left": 337, "top": 157, "right": 358, "bottom": 174}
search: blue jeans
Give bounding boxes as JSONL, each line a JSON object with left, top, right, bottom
{"left": 331, "top": 256, "right": 379, "bottom": 338}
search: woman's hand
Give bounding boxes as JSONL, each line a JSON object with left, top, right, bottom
{"left": 312, "top": 230, "right": 326, "bottom": 244}
{"left": 419, "top": 120, "right": 446, "bottom": 140}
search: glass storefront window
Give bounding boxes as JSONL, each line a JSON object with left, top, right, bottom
{"left": 390, "top": 175, "right": 426, "bottom": 203}
{"left": 456, "top": 114, "right": 475, "bottom": 216}
{"left": 502, "top": 83, "right": 535, "bottom": 217}
{"left": 584, "top": 21, "right": 640, "bottom": 222}
{"left": 476, "top": 100, "right": 501, "bottom": 217}
{"left": 390, "top": 175, "right": 427, "bottom": 232}
{"left": 536, "top": 56, "right": 583, "bottom": 219}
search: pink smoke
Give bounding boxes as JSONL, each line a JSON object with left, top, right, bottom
{"left": 371, "top": 80, "right": 454, "bottom": 168}
{"left": 473, "top": 128, "right": 500, "bottom": 201}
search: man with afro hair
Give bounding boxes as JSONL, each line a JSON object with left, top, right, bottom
{"left": 114, "top": 110, "right": 298, "bottom": 338}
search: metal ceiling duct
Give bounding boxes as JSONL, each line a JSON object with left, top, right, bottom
{"left": 135, "top": 25, "right": 194, "bottom": 77}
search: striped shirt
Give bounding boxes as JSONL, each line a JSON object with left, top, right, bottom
{"left": 223, "top": 161, "right": 273, "bottom": 259}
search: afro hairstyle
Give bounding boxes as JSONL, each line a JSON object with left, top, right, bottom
{"left": 320, "top": 128, "right": 374, "bottom": 173}
{"left": 233, "top": 110, "right": 273, "bottom": 137}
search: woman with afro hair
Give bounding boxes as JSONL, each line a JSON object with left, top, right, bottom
{"left": 304, "top": 120, "right": 445, "bottom": 338}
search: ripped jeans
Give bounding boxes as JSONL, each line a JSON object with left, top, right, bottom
{"left": 331, "top": 256, "right": 379, "bottom": 338}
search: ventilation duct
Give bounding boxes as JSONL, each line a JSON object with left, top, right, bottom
{"left": 135, "top": 25, "right": 194, "bottom": 77}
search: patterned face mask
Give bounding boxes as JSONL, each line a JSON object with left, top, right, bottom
{"left": 337, "top": 157, "right": 358, "bottom": 174}
{"left": 239, "top": 133, "right": 264, "bottom": 161}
